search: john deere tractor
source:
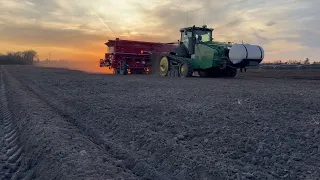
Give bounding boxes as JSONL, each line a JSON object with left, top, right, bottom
{"left": 156, "top": 25, "right": 264, "bottom": 78}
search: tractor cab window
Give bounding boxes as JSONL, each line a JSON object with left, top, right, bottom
{"left": 194, "top": 30, "right": 212, "bottom": 42}
{"left": 108, "top": 46, "right": 115, "bottom": 53}
{"left": 181, "top": 30, "right": 193, "bottom": 47}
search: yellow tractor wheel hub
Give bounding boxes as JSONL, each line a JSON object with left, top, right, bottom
{"left": 159, "top": 56, "right": 169, "bottom": 76}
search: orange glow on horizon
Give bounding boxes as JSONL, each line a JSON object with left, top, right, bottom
{"left": 37, "top": 60, "right": 114, "bottom": 74}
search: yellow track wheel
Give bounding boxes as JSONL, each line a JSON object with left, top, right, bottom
{"left": 179, "top": 62, "right": 188, "bottom": 77}
{"left": 158, "top": 56, "right": 169, "bottom": 76}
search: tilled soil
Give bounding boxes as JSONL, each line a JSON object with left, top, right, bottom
{"left": 238, "top": 69, "right": 320, "bottom": 80}
{"left": 1, "top": 67, "right": 139, "bottom": 180}
{"left": 1, "top": 65, "right": 320, "bottom": 180}
{"left": 0, "top": 70, "right": 32, "bottom": 180}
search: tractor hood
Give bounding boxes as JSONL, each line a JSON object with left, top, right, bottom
{"left": 199, "top": 41, "right": 264, "bottom": 67}
{"left": 201, "top": 41, "right": 232, "bottom": 49}
{"left": 198, "top": 41, "right": 232, "bottom": 56}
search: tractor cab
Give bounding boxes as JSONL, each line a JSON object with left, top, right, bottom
{"left": 178, "top": 25, "right": 213, "bottom": 55}
{"left": 180, "top": 25, "right": 213, "bottom": 42}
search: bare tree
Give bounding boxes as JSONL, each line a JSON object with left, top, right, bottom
{"left": 0, "top": 49, "right": 38, "bottom": 65}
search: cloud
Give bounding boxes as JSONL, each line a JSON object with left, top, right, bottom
{"left": 0, "top": 0, "right": 28, "bottom": 9}
{"left": 266, "top": 21, "right": 276, "bottom": 26}
{"left": 26, "top": 1, "right": 34, "bottom": 6}
{"left": 0, "top": 0, "right": 319, "bottom": 62}
{"left": 0, "top": 24, "right": 105, "bottom": 47}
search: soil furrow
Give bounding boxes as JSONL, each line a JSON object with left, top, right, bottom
{"left": 2, "top": 67, "right": 140, "bottom": 179}
{"left": 0, "top": 68, "right": 31, "bottom": 180}
{"left": 3, "top": 65, "right": 320, "bottom": 179}
{"left": 5, "top": 64, "right": 169, "bottom": 179}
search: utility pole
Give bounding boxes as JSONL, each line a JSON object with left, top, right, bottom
{"left": 48, "top": 52, "right": 52, "bottom": 61}
{"left": 187, "top": 10, "right": 188, "bottom": 27}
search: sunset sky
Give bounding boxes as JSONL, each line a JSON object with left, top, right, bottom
{"left": 0, "top": 0, "right": 319, "bottom": 63}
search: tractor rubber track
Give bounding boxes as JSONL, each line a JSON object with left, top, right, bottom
{"left": 164, "top": 54, "right": 237, "bottom": 78}
{"left": 0, "top": 68, "right": 33, "bottom": 180}
{"left": 166, "top": 54, "right": 193, "bottom": 77}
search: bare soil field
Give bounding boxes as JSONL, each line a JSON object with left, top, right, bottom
{"left": 237, "top": 69, "right": 320, "bottom": 80}
{"left": 1, "top": 65, "right": 320, "bottom": 180}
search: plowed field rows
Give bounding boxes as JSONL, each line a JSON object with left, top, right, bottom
{"left": 1, "top": 65, "right": 319, "bottom": 180}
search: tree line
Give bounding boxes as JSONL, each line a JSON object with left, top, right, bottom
{"left": 262, "top": 58, "right": 320, "bottom": 65}
{"left": 0, "top": 50, "right": 38, "bottom": 65}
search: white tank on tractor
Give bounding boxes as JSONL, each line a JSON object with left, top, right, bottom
{"left": 228, "top": 43, "right": 264, "bottom": 65}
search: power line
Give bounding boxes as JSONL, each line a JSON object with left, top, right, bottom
{"left": 175, "top": 0, "right": 185, "bottom": 10}
{"left": 94, "top": 13, "right": 117, "bottom": 38}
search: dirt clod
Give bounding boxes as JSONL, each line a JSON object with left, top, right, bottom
{"left": 176, "top": 134, "right": 185, "bottom": 140}
{"left": 79, "top": 150, "right": 87, "bottom": 156}
{"left": 242, "top": 172, "right": 255, "bottom": 179}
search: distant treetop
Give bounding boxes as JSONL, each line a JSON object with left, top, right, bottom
{"left": 0, "top": 50, "right": 38, "bottom": 65}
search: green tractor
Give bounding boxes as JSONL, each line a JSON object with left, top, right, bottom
{"left": 156, "top": 25, "right": 264, "bottom": 78}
